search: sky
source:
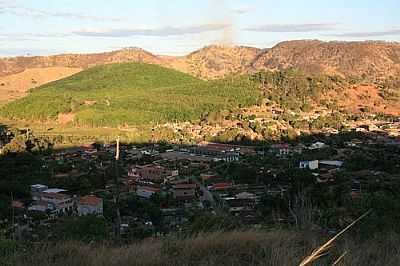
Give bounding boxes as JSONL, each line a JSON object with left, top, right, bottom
{"left": 0, "top": 0, "right": 399, "bottom": 56}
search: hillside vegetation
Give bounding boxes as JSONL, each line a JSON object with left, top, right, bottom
{"left": 0, "top": 63, "right": 261, "bottom": 127}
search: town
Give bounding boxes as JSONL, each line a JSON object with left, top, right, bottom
{"left": 1, "top": 119, "right": 399, "bottom": 241}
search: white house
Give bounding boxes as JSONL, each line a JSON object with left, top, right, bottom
{"left": 77, "top": 195, "right": 103, "bottom": 216}
{"left": 31, "top": 184, "right": 49, "bottom": 201}
{"left": 319, "top": 160, "right": 344, "bottom": 169}
{"left": 29, "top": 192, "right": 74, "bottom": 214}
{"left": 309, "top": 142, "right": 328, "bottom": 150}
{"left": 299, "top": 160, "right": 319, "bottom": 170}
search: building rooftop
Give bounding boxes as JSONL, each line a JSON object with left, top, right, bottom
{"left": 79, "top": 195, "right": 103, "bottom": 206}
{"left": 173, "top": 183, "right": 197, "bottom": 189}
{"left": 31, "top": 184, "right": 48, "bottom": 189}
{"left": 137, "top": 186, "right": 161, "bottom": 192}
{"left": 43, "top": 188, "right": 67, "bottom": 194}
{"left": 42, "top": 192, "right": 70, "bottom": 200}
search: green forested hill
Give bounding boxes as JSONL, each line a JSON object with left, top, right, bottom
{"left": 0, "top": 63, "right": 261, "bottom": 127}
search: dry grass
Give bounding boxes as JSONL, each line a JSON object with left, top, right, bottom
{"left": 299, "top": 210, "right": 372, "bottom": 266}
{"left": 4, "top": 229, "right": 400, "bottom": 266}
{"left": 0, "top": 67, "right": 82, "bottom": 106}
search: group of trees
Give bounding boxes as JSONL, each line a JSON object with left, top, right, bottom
{"left": 251, "top": 69, "right": 344, "bottom": 111}
{"left": 1, "top": 128, "right": 52, "bottom": 155}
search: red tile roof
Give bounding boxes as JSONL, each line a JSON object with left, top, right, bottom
{"left": 212, "top": 182, "right": 233, "bottom": 190}
{"left": 79, "top": 195, "right": 103, "bottom": 206}
{"left": 173, "top": 183, "right": 197, "bottom": 189}
{"left": 42, "top": 192, "right": 70, "bottom": 200}
{"left": 137, "top": 186, "right": 161, "bottom": 193}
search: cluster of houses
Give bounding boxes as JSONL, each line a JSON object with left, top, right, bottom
{"left": 8, "top": 125, "right": 397, "bottom": 238}
{"left": 27, "top": 184, "right": 103, "bottom": 217}
{"left": 126, "top": 163, "right": 201, "bottom": 204}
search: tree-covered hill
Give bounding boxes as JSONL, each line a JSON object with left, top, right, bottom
{"left": 0, "top": 63, "right": 262, "bottom": 127}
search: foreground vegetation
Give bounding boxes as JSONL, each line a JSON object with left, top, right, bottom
{"left": 3, "top": 230, "right": 400, "bottom": 266}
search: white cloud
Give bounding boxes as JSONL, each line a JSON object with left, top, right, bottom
{"left": 328, "top": 29, "right": 400, "bottom": 37}
{"left": 244, "top": 23, "right": 337, "bottom": 32}
{"left": 0, "top": 3, "right": 123, "bottom": 22}
{"left": 231, "top": 7, "right": 253, "bottom": 15}
{"left": 73, "top": 24, "right": 230, "bottom": 37}
{"left": 0, "top": 32, "right": 69, "bottom": 41}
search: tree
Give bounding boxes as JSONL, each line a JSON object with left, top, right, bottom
{"left": 56, "top": 215, "right": 108, "bottom": 241}
{"left": 2, "top": 135, "right": 27, "bottom": 154}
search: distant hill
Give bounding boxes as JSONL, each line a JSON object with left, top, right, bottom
{"left": 0, "top": 63, "right": 261, "bottom": 127}
{"left": 250, "top": 40, "right": 400, "bottom": 81}
{"left": 168, "top": 45, "right": 261, "bottom": 79}
{"left": 0, "top": 48, "right": 163, "bottom": 77}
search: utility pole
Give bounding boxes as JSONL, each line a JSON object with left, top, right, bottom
{"left": 11, "top": 192, "right": 15, "bottom": 241}
{"left": 113, "top": 136, "right": 122, "bottom": 239}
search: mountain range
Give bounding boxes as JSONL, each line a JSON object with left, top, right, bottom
{"left": 0, "top": 40, "right": 400, "bottom": 105}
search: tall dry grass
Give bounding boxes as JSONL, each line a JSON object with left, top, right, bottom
{"left": 4, "top": 230, "right": 400, "bottom": 266}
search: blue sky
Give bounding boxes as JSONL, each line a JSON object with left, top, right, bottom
{"left": 0, "top": 0, "right": 399, "bottom": 56}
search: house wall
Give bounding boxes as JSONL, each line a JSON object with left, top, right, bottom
{"left": 78, "top": 204, "right": 103, "bottom": 216}
{"left": 173, "top": 189, "right": 195, "bottom": 200}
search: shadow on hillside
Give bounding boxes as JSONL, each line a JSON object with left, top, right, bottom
{"left": 0, "top": 128, "right": 398, "bottom": 196}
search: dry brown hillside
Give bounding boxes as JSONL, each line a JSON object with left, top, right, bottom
{"left": 251, "top": 40, "right": 400, "bottom": 81}
{"left": 0, "top": 48, "right": 163, "bottom": 77}
{"left": 0, "top": 67, "right": 81, "bottom": 105}
{"left": 168, "top": 45, "right": 261, "bottom": 79}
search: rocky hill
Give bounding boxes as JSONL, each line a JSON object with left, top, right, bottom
{"left": 0, "top": 45, "right": 261, "bottom": 79}
{"left": 0, "top": 48, "right": 163, "bottom": 77}
{"left": 168, "top": 45, "right": 261, "bottom": 79}
{"left": 250, "top": 40, "right": 400, "bottom": 81}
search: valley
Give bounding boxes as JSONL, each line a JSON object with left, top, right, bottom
{"left": 0, "top": 40, "right": 399, "bottom": 266}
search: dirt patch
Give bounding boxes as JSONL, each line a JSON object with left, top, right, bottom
{"left": 0, "top": 67, "right": 82, "bottom": 105}
{"left": 324, "top": 84, "right": 400, "bottom": 116}
{"left": 84, "top": 100, "right": 97, "bottom": 106}
{"left": 57, "top": 112, "right": 75, "bottom": 125}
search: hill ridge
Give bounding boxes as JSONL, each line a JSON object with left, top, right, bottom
{"left": 1, "top": 40, "right": 400, "bottom": 106}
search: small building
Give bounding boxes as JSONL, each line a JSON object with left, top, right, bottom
{"left": 31, "top": 184, "right": 49, "bottom": 201}
{"left": 29, "top": 191, "right": 74, "bottom": 215}
{"left": 299, "top": 160, "right": 319, "bottom": 170}
{"left": 172, "top": 183, "right": 197, "bottom": 201}
{"left": 210, "top": 182, "right": 233, "bottom": 191}
{"left": 309, "top": 142, "right": 328, "bottom": 150}
{"left": 191, "top": 143, "right": 240, "bottom": 162}
{"left": 319, "top": 160, "right": 343, "bottom": 170}
{"left": 78, "top": 195, "right": 103, "bottom": 216}
{"left": 129, "top": 165, "right": 178, "bottom": 182}
{"left": 269, "top": 144, "right": 290, "bottom": 156}
{"left": 136, "top": 186, "right": 160, "bottom": 199}
{"left": 200, "top": 173, "right": 218, "bottom": 182}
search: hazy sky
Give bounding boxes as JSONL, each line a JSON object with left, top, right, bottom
{"left": 0, "top": 0, "right": 399, "bottom": 56}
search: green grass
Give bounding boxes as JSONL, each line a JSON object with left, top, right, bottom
{"left": 0, "top": 63, "right": 261, "bottom": 127}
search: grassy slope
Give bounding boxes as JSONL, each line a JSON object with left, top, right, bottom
{"left": 6, "top": 230, "right": 400, "bottom": 266}
{"left": 0, "top": 63, "right": 261, "bottom": 127}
